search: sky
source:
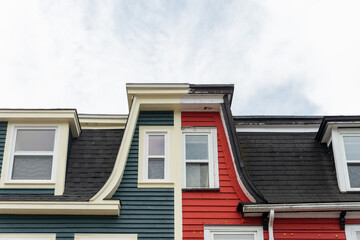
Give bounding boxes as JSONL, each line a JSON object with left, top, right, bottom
{"left": 0, "top": 0, "right": 360, "bottom": 116}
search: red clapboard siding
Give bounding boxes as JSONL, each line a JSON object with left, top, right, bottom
{"left": 263, "top": 219, "right": 345, "bottom": 240}
{"left": 181, "top": 112, "right": 346, "bottom": 240}
{"left": 182, "top": 112, "right": 261, "bottom": 240}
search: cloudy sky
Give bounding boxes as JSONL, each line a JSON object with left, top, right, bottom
{"left": 0, "top": 0, "right": 359, "bottom": 115}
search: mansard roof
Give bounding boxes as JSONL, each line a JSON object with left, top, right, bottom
{"left": 0, "top": 129, "right": 123, "bottom": 201}
{"left": 236, "top": 116, "right": 360, "bottom": 204}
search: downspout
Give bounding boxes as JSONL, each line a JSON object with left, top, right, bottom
{"left": 269, "top": 209, "right": 275, "bottom": 240}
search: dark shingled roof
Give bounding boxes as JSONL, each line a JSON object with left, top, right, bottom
{"left": 234, "top": 116, "right": 323, "bottom": 126}
{"left": 0, "top": 129, "right": 123, "bottom": 201}
{"left": 238, "top": 131, "right": 360, "bottom": 204}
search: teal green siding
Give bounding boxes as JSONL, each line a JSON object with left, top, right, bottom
{"left": 0, "top": 189, "right": 54, "bottom": 194}
{"left": 0, "top": 111, "right": 175, "bottom": 240}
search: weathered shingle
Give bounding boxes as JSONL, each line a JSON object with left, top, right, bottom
{"left": 238, "top": 132, "right": 360, "bottom": 203}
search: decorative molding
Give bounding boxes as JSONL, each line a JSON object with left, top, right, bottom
{"left": 0, "top": 200, "right": 120, "bottom": 215}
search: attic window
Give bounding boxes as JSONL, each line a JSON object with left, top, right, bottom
{"left": 329, "top": 128, "right": 360, "bottom": 192}
{"left": 182, "top": 127, "right": 219, "bottom": 189}
{"left": 7, "top": 126, "right": 59, "bottom": 182}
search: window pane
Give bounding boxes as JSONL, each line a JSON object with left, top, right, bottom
{"left": 348, "top": 164, "right": 360, "bottom": 188}
{"left": 185, "top": 135, "right": 208, "bottom": 160}
{"left": 214, "top": 234, "right": 254, "bottom": 240}
{"left": 356, "top": 231, "right": 360, "bottom": 240}
{"left": 12, "top": 156, "right": 53, "bottom": 180}
{"left": 148, "top": 158, "right": 165, "bottom": 179}
{"left": 186, "top": 163, "right": 209, "bottom": 187}
{"left": 148, "top": 135, "right": 165, "bottom": 155}
{"left": 15, "top": 129, "right": 56, "bottom": 151}
{"left": 344, "top": 136, "right": 360, "bottom": 160}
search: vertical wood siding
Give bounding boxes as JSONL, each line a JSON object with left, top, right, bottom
{"left": 0, "top": 112, "right": 175, "bottom": 240}
{"left": 264, "top": 218, "right": 345, "bottom": 240}
{"left": 181, "top": 112, "right": 261, "bottom": 240}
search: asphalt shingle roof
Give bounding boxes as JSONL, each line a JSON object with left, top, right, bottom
{"left": 238, "top": 131, "right": 360, "bottom": 203}
{"left": 0, "top": 129, "right": 123, "bottom": 201}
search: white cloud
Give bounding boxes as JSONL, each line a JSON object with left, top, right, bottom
{"left": 0, "top": 0, "right": 359, "bottom": 115}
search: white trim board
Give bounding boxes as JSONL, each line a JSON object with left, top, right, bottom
{"left": 236, "top": 125, "right": 319, "bottom": 132}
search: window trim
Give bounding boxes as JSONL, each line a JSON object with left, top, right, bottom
{"left": 332, "top": 128, "right": 360, "bottom": 192}
{"left": 204, "top": 225, "right": 264, "bottom": 240}
{"left": 0, "top": 233, "right": 56, "bottom": 240}
{"left": 143, "top": 130, "right": 169, "bottom": 182}
{"left": 6, "top": 124, "right": 60, "bottom": 184}
{"left": 182, "top": 127, "right": 219, "bottom": 189}
{"left": 75, "top": 234, "right": 137, "bottom": 240}
{"left": 346, "top": 224, "right": 360, "bottom": 240}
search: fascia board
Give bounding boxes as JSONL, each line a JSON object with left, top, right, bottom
{"left": 126, "top": 84, "right": 189, "bottom": 109}
{"left": 79, "top": 116, "right": 128, "bottom": 129}
{"left": 0, "top": 110, "right": 81, "bottom": 138}
{"left": 242, "top": 202, "right": 360, "bottom": 216}
{"left": 320, "top": 122, "right": 360, "bottom": 143}
{"left": 236, "top": 125, "right": 319, "bottom": 133}
{"left": 0, "top": 200, "right": 120, "bottom": 215}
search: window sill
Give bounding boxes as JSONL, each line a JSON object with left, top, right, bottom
{"left": 138, "top": 181, "right": 174, "bottom": 188}
{"left": 2, "top": 181, "right": 55, "bottom": 189}
{"left": 182, "top": 187, "right": 220, "bottom": 192}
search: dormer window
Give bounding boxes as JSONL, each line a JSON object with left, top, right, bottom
{"left": 316, "top": 117, "right": 360, "bottom": 192}
{"left": 8, "top": 126, "right": 58, "bottom": 182}
{"left": 342, "top": 135, "right": 360, "bottom": 188}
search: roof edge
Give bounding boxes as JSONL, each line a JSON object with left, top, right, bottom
{"left": 240, "top": 201, "right": 360, "bottom": 215}
{"left": 316, "top": 116, "right": 360, "bottom": 142}
{"left": 221, "top": 96, "right": 267, "bottom": 203}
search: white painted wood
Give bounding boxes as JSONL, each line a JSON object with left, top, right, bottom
{"left": 236, "top": 125, "right": 319, "bottom": 132}
{"left": 5, "top": 124, "right": 59, "bottom": 184}
{"left": 204, "top": 226, "right": 263, "bottom": 240}
{"left": 143, "top": 130, "right": 169, "bottom": 182}
{"left": 182, "top": 127, "right": 218, "bottom": 188}
{"left": 268, "top": 210, "right": 274, "bottom": 240}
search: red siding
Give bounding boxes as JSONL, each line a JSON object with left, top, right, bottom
{"left": 264, "top": 218, "right": 345, "bottom": 240}
{"left": 181, "top": 112, "right": 261, "bottom": 240}
{"left": 181, "top": 111, "right": 347, "bottom": 240}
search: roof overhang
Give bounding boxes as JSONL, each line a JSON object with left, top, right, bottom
{"left": 0, "top": 109, "right": 81, "bottom": 137}
{"left": 126, "top": 83, "right": 190, "bottom": 109}
{"left": 316, "top": 116, "right": 360, "bottom": 143}
{"left": 239, "top": 202, "right": 360, "bottom": 217}
{"left": 79, "top": 114, "right": 128, "bottom": 129}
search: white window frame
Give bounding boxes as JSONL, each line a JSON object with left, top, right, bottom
{"left": 204, "top": 226, "right": 264, "bottom": 240}
{"left": 143, "top": 130, "right": 169, "bottom": 182}
{"left": 331, "top": 128, "right": 360, "bottom": 192}
{"left": 182, "top": 127, "right": 219, "bottom": 189}
{"left": 6, "top": 124, "right": 60, "bottom": 184}
{"left": 346, "top": 224, "right": 360, "bottom": 240}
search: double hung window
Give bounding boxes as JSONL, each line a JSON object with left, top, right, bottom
{"left": 7, "top": 125, "right": 58, "bottom": 182}
{"left": 182, "top": 128, "right": 218, "bottom": 188}
{"left": 339, "top": 132, "right": 360, "bottom": 189}
{"left": 144, "top": 131, "right": 168, "bottom": 180}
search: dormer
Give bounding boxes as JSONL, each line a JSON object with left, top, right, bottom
{"left": 316, "top": 116, "right": 360, "bottom": 192}
{"left": 0, "top": 109, "right": 81, "bottom": 195}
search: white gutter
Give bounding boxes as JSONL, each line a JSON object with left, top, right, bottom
{"left": 242, "top": 202, "right": 360, "bottom": 216}
{"left": 268, "top": 209, "right": 274, "bottom": 240}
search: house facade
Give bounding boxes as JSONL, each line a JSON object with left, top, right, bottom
{"left": 0, "top": 84, "right": 359, "bottom": 240}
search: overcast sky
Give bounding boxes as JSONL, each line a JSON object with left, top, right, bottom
{"left": 1, "top": 0, "right": 360, "bottom": 115}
